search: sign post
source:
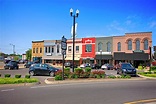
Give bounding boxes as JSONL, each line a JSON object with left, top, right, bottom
{"left": 61, "top": 36, "right": 67, "bottom": 80}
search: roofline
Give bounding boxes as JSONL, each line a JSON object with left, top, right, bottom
{"left": 32, "top": 40, "right": 44, "bottom": 43}
{"left": 125, "top": 31, "right": 152, "bottom": 34}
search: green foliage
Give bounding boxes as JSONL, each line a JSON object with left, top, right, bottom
{"left": 85, "top": 67, "right": 91, "bottom": 72}
{"left": 26, "top": 49, "right": 32, "bottom": 61}
{"left": 91, "top": 70, "right": 105, "bottom": 78}
{"left": 5, "top": 74, "right": 11, "bottom": 78}
{"left": 25, "top": 75, "right": 31, "bottom": 78}
{"left": 15, "top": 74, "right": 21, "bottom": 78}
{"left": 55, "top": 75, "right": 62, "bottom": 80}
{"left": 108, "top": 75, "right": 116, "bottom": 79}
{"left": 0, "top": 74, "right": 1, "bottom": 77}
{"left": 80, "top": 72, "right": 90, "bottom": 78}
{"left": 74, "top": 68, "right": 84, "bottom": 77}
{"left": 0, "top": 78, "right": 38, "bottom": 84}
{"left": 150, "top": 66, "right": 156, "bottom": 71}
{"left": 138, "top": 66, "right": 143, "bottom": 70}
{"left": 64, "top": 68, "right": 70, "bottom": 77}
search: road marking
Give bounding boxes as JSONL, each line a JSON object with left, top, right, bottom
{"left": 125, "top": 98, "right": 156, "bottom": 104}
{"left": 1, "top": 89, "right": 15, "bottom": 92}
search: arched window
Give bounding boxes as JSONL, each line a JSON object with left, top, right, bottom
{"left": 36, "top": 48, "right": 38, "bottom": 53}
{"left": 98, "top": 42, "right": 103, "bottom": 52}
{"left": 117, "top": 42, "right": 121, "bottom": 51}
{"left": 107, "top": 42, "right": 111, "bottom": 52}
{"left": 57, "top": 44, "right": 59, "bottom": 53}
{"left": 136, "top": 40, "right": 140, "bottom": 50}
{"left": 128, "top": 40, "right": 132, "bottom": 50}
{"left": 144, "top": 39, "right": 148, "bottom": 50}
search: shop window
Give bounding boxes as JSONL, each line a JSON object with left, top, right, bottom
{"left": 144, "top": 39, "right": 148, "bottom": 50}
{"left": 52, "top": 47, "right": 54, "bottom": 53}
{"left": 45, "top": 47, "right": 47, "bottom": 53}
{"left": 48, "top": 47, "right": 51, "bottom": 53}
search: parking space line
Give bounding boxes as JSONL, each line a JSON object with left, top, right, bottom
{"left": 124, "top": 98, "right": 156, "bottom": 104}
{"left": 1, "top": 89, "right": 15, "bottom": 92}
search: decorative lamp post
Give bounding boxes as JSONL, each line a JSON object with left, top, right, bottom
{"left": 70, "top": 8, "right": 79, "bottom": 72}
{"left": 100, "top": 50, "right": 102, "bottom": 66}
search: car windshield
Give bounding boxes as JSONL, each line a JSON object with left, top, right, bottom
{"left": 121, "top": 64, "right": 133, "bottom": 68}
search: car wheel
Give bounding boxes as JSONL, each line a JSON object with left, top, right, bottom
{"left": 9, "top": 67, "right": 11, "bottom": 70}
{"left": 117, "top": 71, "right": 119, "bottom": 74}
{"left": 14, "top": 66, "right": 18, "bottom": 70}
{"left": 49, "top": 72, "right": 54, "bottom": 77}
{"left": 29, "top": 71, "right": 35, "bottom": 76}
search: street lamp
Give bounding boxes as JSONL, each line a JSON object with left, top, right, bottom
{"left": 100, "top": 50, "right": 102, "bottom": 66}
{"left": 10, "top": 43, "right": 15, "bottom": 54}
{"left": 70, "top": 8, "right": 79, "bottom": 72}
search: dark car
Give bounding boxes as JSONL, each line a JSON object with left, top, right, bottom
{"left": 29, "top": 63, "right": 60, "bottom": 77}
{"left": 117, "top": 63, "right": 137, "bottom": 76}
{"left": 101, "top": 64, "right": 114, "bottom": 70}
{"left": 91, "top": 64, "right": 101, "bottom": 69}
{"left": 4, "top": 61, "right": 19, "bottom": 70}
{"left": 24, "top": 62, "right": 34, "bottom": 68}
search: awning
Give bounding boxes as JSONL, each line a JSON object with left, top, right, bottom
{"left": 114, "top": 52, "right": 149, "bottom": 60}
{"left": 95, "top": 55, "right": 112, "bottom": 60}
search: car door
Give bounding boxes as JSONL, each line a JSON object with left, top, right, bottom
{"left": 41, "top": 64, "right": 50, "bottom": 75}
{"left": 34, "top": 64, "right": 42, "bottom": 75}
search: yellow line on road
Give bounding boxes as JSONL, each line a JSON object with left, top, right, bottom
{"left": 125, "top": 98, "right": 156, "bottom": 104}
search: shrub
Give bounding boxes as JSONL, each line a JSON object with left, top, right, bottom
{"left": 124, "top": 75, "right": 131, "bottom": 78}
{"left": 85, "top": 67, "right": 91, "bottom": 72}
{"left": 108, "top": 75, "right": 116, "bottom": 79}
{"left": 138, "top": 66, "right": 143, "bottom": 70}
{"left": 5, "top": 74, "right": 11, "bottom": 78}
{"left": 64, "top": 67, "right": 70, "bottom": 72}
{"left": 96, "top": 75, "right": 101, "bottom": 79}
{"left": 55, "top": 70, "right": 62, "bottom": 76}
{"left": 150, "top": 66, "right": 156, "bottom": 71}
{"left": 80, "top": 72, "right": 90, "bottom": 78}
{"left": 25, "top": 75, "right": 31, "bottom": 78}
{"left": 74, "top": 68, "right": 84, "bottom": 77}
{"left": 55, "top": 75, "right": 62, "bottom": 80}
{"left": 15, "top": 74, "right": 21, "bottom": 78}
{"left": 64, "top": 68, "right": 70, "bottom": 77}
{"left": 91, "top": 70, "right": 105, "bottom": 78}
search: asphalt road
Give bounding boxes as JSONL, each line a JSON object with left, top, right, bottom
{"left": 0, "top": 79, "right": 156, "bottom": 104}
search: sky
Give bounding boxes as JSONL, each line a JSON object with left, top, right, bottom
{"left": 0, "top": 0, "right": 156, "bottom": 54}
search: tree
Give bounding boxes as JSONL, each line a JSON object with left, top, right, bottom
{"left": 26, "top": 49, "right": 32, "bottom": 61}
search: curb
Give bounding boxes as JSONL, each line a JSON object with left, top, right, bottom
{"left": 0, "top": 82, "right": 40, "bottom": 87}
{"left": 44, "top": 77, "right": 147, "bottom": 85}
{"left": 137, "top": 74, "right": 156, "bottom": 79}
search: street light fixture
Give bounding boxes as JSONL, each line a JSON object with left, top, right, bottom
{"left": 10, "top": 43, "right": 15, "bottom": 54}
{"left": 70, "top": 8, "right": 79, "bottom": 72}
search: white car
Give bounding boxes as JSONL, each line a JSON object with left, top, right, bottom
{"left": 80, "top": 63, "right": 90, "bottom": 68}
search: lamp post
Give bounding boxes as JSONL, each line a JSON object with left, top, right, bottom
{"left": 70, "top": 8, "right": 79, "bottom": 72}
{"left": 100, "top": 50, "right": 102, "bottom": 66}
{"left": 10, "top": 43, "right": 15, "bottom": 54}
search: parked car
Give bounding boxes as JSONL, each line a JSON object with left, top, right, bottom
{"left": 91, "top": 64, "right": 101, "bottom": 69}
{"left": 101, "top": 64, "right": 114, "bottom": 70}
{"left": 117, "top": 63, "right": 137, "bottom": 76}
{"left": 64, "top": 62, "right": 77, "bottom": 68}
{"left": 4, "top": 60, "right": 11, "bottom": 64}
{"left": 4, "top": 61, "right": 19, "bottom": 70}
{"left": 24, "top": 62, "right": 34, "bottom": 68}
{"left": 80, "top": 63, "right": 90, "bottom": 68}
{"left": 29, "top": 63, "right": 60, "bottom": 77}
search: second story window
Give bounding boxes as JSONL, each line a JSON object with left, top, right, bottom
{"left": 68, "top": 46, "right": 72, "bottom": 52}
{"left": 33, "top": 48, "right": 35, "bottom": 53}
{"left": 144, "top": 39, "right": 148, "bottom": 50}
{"left": 136, "top": 40, "right": 140, "bottom": 50}
{"left": 117, "top": 42, "right": 121, "bottom": 51}
{"left": 45, "top": 47, "right": 47, "bottom": 53}
{"left": 52, "top": 47, "right": 54, "bottom": 53}
{"left": 107, "top": 42, "right": 111, "bottom": 52}
{"left": 36, "top": 48, "right": 38, "bottom": 53}
{"left": 57, "top": 44, "right": 59, "bottom": 53}
{"left": 48, "top": 47, "right": 51, "bottom": 53}
{"left": 128, "top": 40, "right": 132, "bottom": 50}
{"left": 40, "top": 48, "right": 42, "bottom": 53}
{"left": 85, "top": 44, "right": 92, "bottom": 52}
{"left": 98, "top": 42, "right": 103, "bottom": 52}
{"left": 76, "top": 46, "right": 79, "bottom": 52}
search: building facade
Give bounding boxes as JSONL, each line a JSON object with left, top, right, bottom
{"left": 42, "top": 40, "right": 62, "bottom": 65}
{"left": 113, "top": 32, "right": 152, "bottom": 67}
{"left": 80, "top": 37, "right": 96, "bottom": 64}
{"left": 65, "top": 38, "right": 82, "bottom": 66}
{"left": 32, "top": 41, "right": 44, "bottom": 63}
{"left": 95, "top": 37, "right": 113, "bottom": 66}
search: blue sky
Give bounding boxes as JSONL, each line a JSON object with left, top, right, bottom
{"left": 0, "top": 0, "right": 156, "bottom": 54}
